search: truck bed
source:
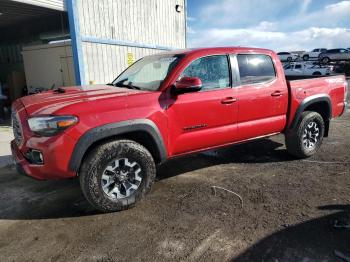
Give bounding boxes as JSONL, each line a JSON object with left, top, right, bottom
{"left": 286, "top": 74, "right": 347, "bottom": 128}
{"left": 285, "top": 74, "right": 338, "bottom": 81}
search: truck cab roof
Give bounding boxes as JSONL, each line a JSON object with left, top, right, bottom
{"left": 157, "top": 47, "right": 275, "bottom": 57}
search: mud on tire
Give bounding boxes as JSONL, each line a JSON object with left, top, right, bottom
{"left": 285, "top": 111, "right": 325, "bottom": 158}
{"left": 79, "top": 139, "right": 156, "bottom": 212}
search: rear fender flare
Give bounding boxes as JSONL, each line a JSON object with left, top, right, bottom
{"left": 290, "top": 94, "right": 332, "bottom": 130}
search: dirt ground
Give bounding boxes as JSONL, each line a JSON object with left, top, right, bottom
{"left": 0, "top": 110, "right": 349, "bottom": 262}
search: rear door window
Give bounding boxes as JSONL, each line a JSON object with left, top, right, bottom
{"left": 328, "top": 49, "right": 338, "bottom": 53}
{"left": 237, "top": 54, "right": 276, "bottom": 85}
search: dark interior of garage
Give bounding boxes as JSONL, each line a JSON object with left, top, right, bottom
{"left": 0, "top": 0, "right": 69, "bottom": 121}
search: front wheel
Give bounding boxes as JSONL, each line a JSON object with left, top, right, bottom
{"left": 303, "top": 55, "right": 309, "bottom": 61}
{"left": 79, "top": 139, "right": 156, "bottom": 212}
{"left": 285, "top": 111, "right": 325, "bottom": 158}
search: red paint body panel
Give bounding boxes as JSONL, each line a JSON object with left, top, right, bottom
{"left": 11, "top": 47, "right": 347, "bottom": 180}
{"left": 167, "top": 87, "right": 238, "bottom": 155}
{"left": 286, "top": 76, "right": 346, "bottom": 127}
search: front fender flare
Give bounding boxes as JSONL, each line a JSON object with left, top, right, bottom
{"left": 68, "top": 119, "right": 167, "bottom": 172}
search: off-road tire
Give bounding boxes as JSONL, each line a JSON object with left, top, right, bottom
{"left": 79, "top": 139, "right": 156, "bottom": 212}
{"left": 285, "top": 111, "right": 325, "bottom": 158}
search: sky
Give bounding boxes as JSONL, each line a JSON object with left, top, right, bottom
{"left": 186, "top": 0, "right": 350, "bottom": 51}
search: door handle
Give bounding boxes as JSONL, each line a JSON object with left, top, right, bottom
{"left": 271, "top": 91, "right": 283, "bottom": 97}
{"left": 221, "top": 97, "right": 237, "bottom": 104}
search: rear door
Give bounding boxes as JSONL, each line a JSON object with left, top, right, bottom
{"left": 167, "top": 55, "right": 238, "bottom": 155}
{"left": 233, "top": 54, "right": 288, "bottom": 141}
{"left": 330, "top": 49, "right": 340, "bottom": 60}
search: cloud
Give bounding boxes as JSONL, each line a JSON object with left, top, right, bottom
{"left": 187, "top": 16, "right": 197, "bottom": 22}
{"left": 187, "top": 26, "right": 196, "bottom": 34}
{"left": 300, "top": 0, "right": 312, "bottom": 14}
{"left": 252, "top": 21, "right": 277, "bottom": 31}
{"left": 188, "top": 0, "right": 350, "bottom": 51}
{"left": 188, "top": 27, "right": 350, "bottom": 51}
{"left": 288, "top": 0, "right": 350, "bottom": 30}
{"left": 198, "top": 0, "right": 296, "bottom": 27}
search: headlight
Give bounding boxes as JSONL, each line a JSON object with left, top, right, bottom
{"left": 28, "top": 116, "right": 78, "bottom": 136}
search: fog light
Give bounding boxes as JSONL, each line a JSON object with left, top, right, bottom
{"left": 26, "top": 149, "right": 44, "bottom": 164}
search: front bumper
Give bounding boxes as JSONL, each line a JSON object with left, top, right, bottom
{"left": 11, "top": 140, "right": 48, "bottom": 180}
{"left": 11, "top": 139, "right": 77, "bottom": 180}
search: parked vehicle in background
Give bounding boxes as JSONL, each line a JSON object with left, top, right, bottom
{"left": 277, "top": 52, "right": 299, "bottom": 62}
{"left": 11, "top": 47, "right": 348, "bottom": 212}
{"left": 302, "top": 48, "right": 327, "bottom": 61}
{"left": 319, "top": 48, "right": 350, "bottom": 64}
{"left": 283, "top": 62, "right": 331, "bottom": 76}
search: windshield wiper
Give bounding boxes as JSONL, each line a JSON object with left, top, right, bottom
{"left": 116, "top": 83, "right": 140, "bottom": 90}
{"left": 113, "top": 80, "right": 141, "bottom": 90}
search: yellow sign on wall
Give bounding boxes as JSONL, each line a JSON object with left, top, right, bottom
{"left": 127, "top": 52, "right": 134, "bottom": 66}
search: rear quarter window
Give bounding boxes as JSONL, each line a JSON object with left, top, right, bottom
{"left": 237, "top": 54, "right": 276, "bottom": 85}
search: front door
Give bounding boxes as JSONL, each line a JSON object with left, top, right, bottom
{"left": 167, "top": 55, "right": 238, "bottom": 156}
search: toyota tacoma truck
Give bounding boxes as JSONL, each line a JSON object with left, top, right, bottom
{"left": 11, "top": 47, "right": 348, "bottom": 212}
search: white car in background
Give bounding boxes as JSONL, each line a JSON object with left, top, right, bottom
{"left": 283, "top": 62, "right": 331, "bottom": 76}
{"left": 302, "top": 48, "right": 327, "bottom": 61}
{"left": 277, "top": 52, "right": 299, "bottom": 62}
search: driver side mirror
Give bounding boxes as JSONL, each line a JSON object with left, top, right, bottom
{"left": 174, "top": 77, "right": 202, "bottom": 94}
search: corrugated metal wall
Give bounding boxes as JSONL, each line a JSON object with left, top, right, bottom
{"left": 82, "top": 44, "right": 162, "bottom": 85}
{"left": 12, "top": 0, "right": 66, "bottom": 11}
{"left": 0, "top": 44, "right": 23, "bottom": 64}
{"left": 76, "top": 0, "right": 186, "bottom": 84}
{"left": 0, "top": 44, "right": 24, "bottom": 81}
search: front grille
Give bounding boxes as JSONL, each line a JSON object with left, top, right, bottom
{"left": 12, "top": 110, "right": 23, "bottom": 145}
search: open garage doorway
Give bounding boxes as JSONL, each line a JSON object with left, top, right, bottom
{"left": 0, "top": 0, "right": 71, "bottom": 121}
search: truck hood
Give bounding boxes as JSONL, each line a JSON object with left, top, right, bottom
{"left": 20, "top": 84, "right": 149, "bottom": 115}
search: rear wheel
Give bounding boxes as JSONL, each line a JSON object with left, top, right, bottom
{"left": 79, "top": 139, "right": 156, "bottom": 212}
{"left": 287, "top": 56, "right": 293, "bottom": 62}
{"left": 312, "top": 71, "right": 322, "bottom": 76}
{"left": 303, "top": 55, "right": 309, "bottom": 61}
{"left": 285, "top": 111, "right": 325, "bottom": 158}
{"left": 322, "top": 57, "right": 330, "bottom": 64}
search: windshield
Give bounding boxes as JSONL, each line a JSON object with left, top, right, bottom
{"left": 112, "top": 54, "right": 183, "bottom": 91}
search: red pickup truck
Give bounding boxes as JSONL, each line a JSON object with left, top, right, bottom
{"left": 11, "top": 47, "right": 348, "bottom": 212}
